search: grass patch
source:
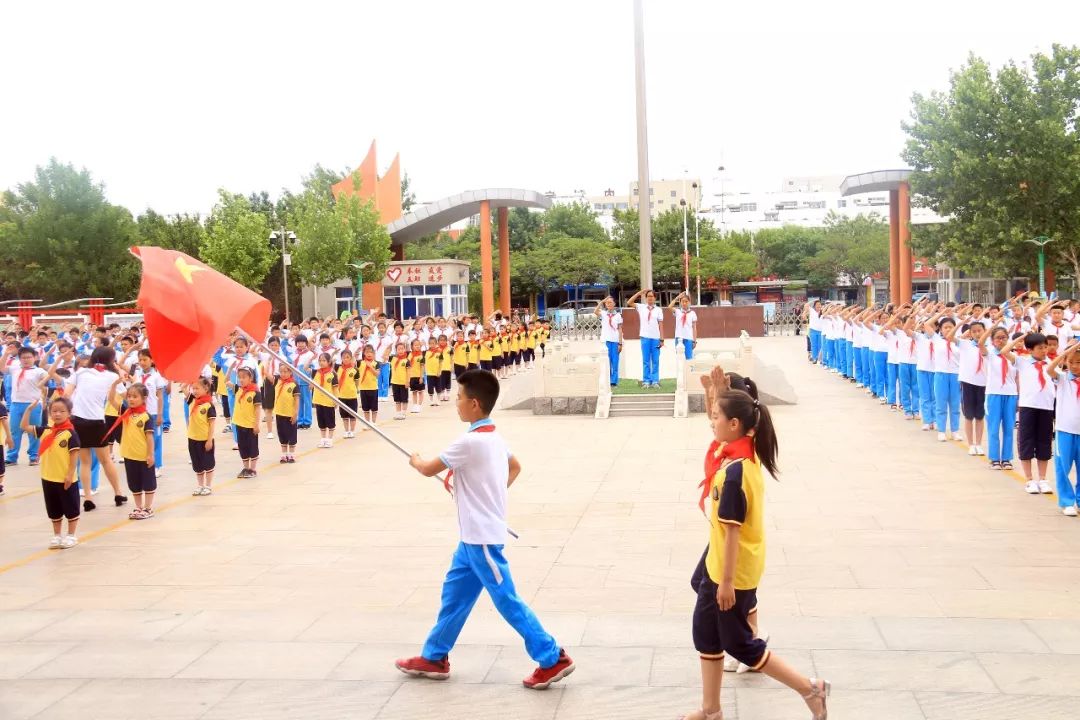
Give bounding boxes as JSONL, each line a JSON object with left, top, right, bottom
{"left": 612, "top": 378, "right": 677, "bottom": 395}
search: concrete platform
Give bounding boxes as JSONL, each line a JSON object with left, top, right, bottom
{"left": 1, "top": 336, "right": 1078, "bottom": 719}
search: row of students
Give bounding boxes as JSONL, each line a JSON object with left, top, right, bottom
{"left": 810, "top": 297, "right": 1080, "bottom": 517}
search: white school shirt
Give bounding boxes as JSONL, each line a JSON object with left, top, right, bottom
{"left": 599, "top": 310, "right": 623, "bottom": 343}
{"left": 673, "top": 308, "right": 697, "bottom": 340}
{"left": 869, "top": 325, "right": 888, "bottom": 353}
{"left": 635, "top": 303, "right": 663, "bottom": 340}
{"left": 852, "top": 324, "right": 865, "bottom": 349}
{"left": 9, "top": 366, "right": 47, "bottom": 403}
{"left": 438, "top": 419, "right": 510, "bottom": 545}
{"left": 1042, "top": 320, "right": 1075, "bottom": 345}
{"left": 807, "top": 307, "right": 822, "bottom": 332}
{"left": 293, "top": 350, "right": 316, "bottom": 376}
{"left": 957, "top": 340, "right": 987, "bottom": 386}
{"left": 71, "top": 367, "right": 120, "bottom": 420}
{"left": 984, "top": 349, "right": 1018, "bottom": 396}
{"left": 898, "top": 332, "right": 918, "bottom": 364}
{"left": 915, "top": 333, "right": 935, "bottom": 372}
{"left": 1055, "top": 370, "right": 1080, "bottom": 435}
{"left": 931, "top": 335, "right": 960, "bottom": 374}
{"left": 885, "top": 330, "right": 902, "bottom": 364}
{"left": 1016, "top": 355, "right": 1055, "bottom": 410}
{"left": 132, "top": 368, "right": 167, "bottom": 415}
{"left": 221, "top": 352, "right": 262, "bottom": 386}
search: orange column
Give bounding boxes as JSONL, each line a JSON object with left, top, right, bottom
{"left": 498, "top": 207, "right": 510, "bottom": 315}
{"left": 898, "top": 182, "right": 912, "bottom": 304}
{"left": 888, "top": 189, "right": 900, "bottom": 306}
{"left": 480, "top": 201, "right": 494, "bottom": 319}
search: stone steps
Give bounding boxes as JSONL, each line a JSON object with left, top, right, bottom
{"left": 608, "top": 393, "right": 675, "bottom": 418}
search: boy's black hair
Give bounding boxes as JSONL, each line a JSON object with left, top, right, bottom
{"left": 295, "top": 336, "right": 308, "bottom": 345}
{"left": 945, "top": 302, "right": 956, "bottom": 308}
{"left": 1025, "top": 332, "right": 1048, "bottom": 350}
{"left": 49, "top": 396, "right": 74, "bottom": 412}
{"left": 17, "top": 347, "right": 36, "bottom": 358}
{"left": 972, "top": 303, "right": 984, "bottom": 310}
{"left": 319, "top": 333, "right": 331, "bottom": 341}
{"left": 1047, "top": 335, "right": 1060, "bottom": 344}
{"left": 457, "top": 369, "right": 500, "bottom": 415}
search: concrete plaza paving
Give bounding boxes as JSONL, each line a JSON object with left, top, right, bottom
{"left": 2, "top": 335, "right": 1080, "bottom": 719}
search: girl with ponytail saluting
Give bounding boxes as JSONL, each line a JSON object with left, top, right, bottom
{"left": 626, "top": 289, "right": 663, "bottom": 388}
{"left": 681, "top": 388, "right": 830, "bottom": 720}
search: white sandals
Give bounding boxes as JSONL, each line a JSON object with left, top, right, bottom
{"left": 803, "top": 678, "right": 831, "bottom": 719}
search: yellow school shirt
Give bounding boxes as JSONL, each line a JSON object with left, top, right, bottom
{"left": 479, "top": 340, "right": 493, "bottom": 362}
{"left": 274, "top": 380, "right": 299, "bottom": 418}
{"left": 452, "top": 342, "right": 468, "bottom": 367}
{"left": 105, "top": 387, "right": 123, "bottom": 416}
{"left": 233, "top": 386, "right": 261, "bottom": 428}
{"left": 425, "top": 349, "right": 442, "bottom": 376}
{"left": 215, "top": 367, "right": 229, "bottom": 397}
{"left": 509, "top": 333, "right": 520, "bottom": 352}
{"left": 390, "top": 356, "right": 409, "bottom": 386}
{"left": 120, "top": 411, "right": 152, "bottom": 461}
{"left": 337, "top": 366, "right": 359, "bottom": 400}
{"left": 312, "top": 370, "right": 338, "bottom": 407}
{"left": 408, "top": 353, "right": 425, "bottom": 379}
{"left": 527, "top": 330, "right": 538, "bottom": 349}
{"left": 36, "top": 425, "right": 80, "bottom": 483}
{"left": 706, "top": 456, "right": 766, "bottom": 590}
{"left": 187, "top": 398, "right": 216, "bottom": 441}
{"left": 358, "top": 361, "right": 379, "bottom": 391}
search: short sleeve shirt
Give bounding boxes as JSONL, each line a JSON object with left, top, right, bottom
{"left": 674, "top": 308, "right": 698, "bottom": 339}
{"left": 439, "top": 420, "right": 509, "bottom": 545}
{"left": 35, "top": 425, "right": 81, "bottom": 483}
{"left": 636, "top": 303, "right": 663, "bottom": 340}
{"left": 599, "top": 311, "right": 623, "bottom": 343}
{"left": 705, "top": 457, "right": 766, "bottom": 590}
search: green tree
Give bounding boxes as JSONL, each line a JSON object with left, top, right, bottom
{"left": 288, "top": 181, "right": 393, "bottom": 288}
{"left": 508, "top": 206, "right": 542, "bottom": 252}
{"left": 804, "top": 212, "right": 889, "bottom": 289}
{"left": 200, "top": 190, "right": 277, "bottom": 289}
{"left": 0, "top": 158, "right": 139, "bottom": 301}
{"left": 401, "top": 171, "right": 417, "bottom": 214}
{"left": 135, "top": 210, "right": 205, "bottom": 257}
{"left": 542, "top": 202, "right": 608, "bottom": 244}
{"left": 699, "top": 236, "right": 758, "bottom": 284}
{"left": 751, "top": 225, "right": 825, "bottom": 279}
{"left": 902, "top": 45, "right": 1080, "bottom": 279}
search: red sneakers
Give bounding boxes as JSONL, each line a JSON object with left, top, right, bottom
{"left": 395, "top": 655, "right": 450, "bottom": 680}
{"left": 522, "top": 649, "right": 575, "bottom": 690}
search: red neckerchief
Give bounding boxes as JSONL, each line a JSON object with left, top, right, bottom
{"left": 909, "top": 338, "right": 916, "bottom": 355}
{"left": 646, "top": 305, "right": 654, "bottom": 323}
{"left": 443, "top": 424, "right": 496, "bottom": 494}
{"left": 1048, "top": 351, "right": 1059, "bottom": 361}
{"left": 93, "top": 363, "right": 106, "bottom": 372}
{"left": 929, "top": 342, "right": 935, "bottom": 361}
{"left": 697, "top": 435, "right": 755, "bottom": 513}
{"left": 681, "top": 310, "right": 688, "bottom": 327}
{"left": 105, "top": 405, "right": 146, "bottom": 440}
{"left": 1000, "top": 355, "right": 1009, "bottom": 387}
{"left": 946, "top": 342, "right": 953, "bottom": 364}
{"left": 274, "top": 379, "right": 295, "bottom": 403}
{"left": 39, "top": 419, "right": 75, "bottom": 456}
{"left": 976, "top": 352, "right": 983, "bottom": 375}
{"left": 1073, "top": 376, "right": 1080, "bottom": 399}
{"left": 1034, "top": 360, "right": 1047, "bottom": 390}
{"left": 699, "top": 440, "right": 724, "bottom": 512}
{"left": 191, "top": 394, "right": 212, "bottom": 411}
{"left": 238, "top": 383, "right": 259, "bottom": 402}
{"left": 315, "top": 368, "right": 332, "bottom": 388}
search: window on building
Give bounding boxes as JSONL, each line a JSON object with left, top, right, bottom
{"left": 658, "top": 199, "right": 664, "bottom": 205}
{"left": 384, "top": 285, "right": 401, "bottom": 297}
{"left": 616, "top": 202, "right": 628, "bottom": 210}
{"left": 649, "top": 187, "right": 654, "bottom": 195}
{"left": 837, "top": 199, "right": 847, "bottom": 208}
{"left": 594, "top": 203, "right": 603, "bottom": 211}
{"left": 670, "top": 190, "right": 677, "bottom": 197}
{"left": 335, "top": 286, "right": 355, "bottom": 317}
{"left": 649, "top": 202, "right": 654, "bottom": 209}
{"left": 739, "top": 203, "right": 757, "bottom": 212}
{"left": 633, "top": 188, "right": 639, "bottom": 195}
{"left": 914, "top": 262, "right": 924, "bottom": 272}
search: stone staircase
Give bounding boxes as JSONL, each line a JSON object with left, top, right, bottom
{"left": 608, "top": 392, "right": 676, "bottom": 417}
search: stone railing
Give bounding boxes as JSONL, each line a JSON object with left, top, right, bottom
{"left": 675, "top": 331, "right": 753, "bottom": 415}
{"left": 531, "top": 340, "right": 603, "bottom": 415}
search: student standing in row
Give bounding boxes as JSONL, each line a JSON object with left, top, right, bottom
{"left": 312, "top": 353, "right": 338, "bottom": 448}
{"left": 187, "top": 377, "right": 217, "bottom": 494}
{"left": 627, "top": 289, "right": 663, "bottom": 388}
{"left": 274, "top": 365, "right": 299, "bottom": 463}
{"left": 233, "top": 366, "right": 262, "bottom": 476}
{"left": 24, "top": 396, "right": 81, "bottom": 549}
{"left": 595, "top": 297, "right": 624, "bottom": 388}
{"left": 671, "top": 292, "right": 698, "bottom": 362}
{"left": 980, "top": 328, "right": 1020, "bottom": 471}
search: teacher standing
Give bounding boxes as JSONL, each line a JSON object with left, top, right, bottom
{"left": 626, "top": 289, "right": 663, "bottom": 388}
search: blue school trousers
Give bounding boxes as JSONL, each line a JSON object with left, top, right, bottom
{"left": 846, "top": 341, "right": 855, "bottom": 378}
{"left": 809, "top": 329, "right": 822, "bottom": 362}
{"left": 162, "top": 388, "right": 172, "bottom": 431}
{"left": 886, "top": 362, "right": 899, "bottom": 405}
{"left": 917, "top": 369, "right": 936, "bottom": 425}
{"left": 149, "top": 414, "right": 164, "bottom": 468}
{"left": 378, "top": 362, "right": 391, "bottom": 399}
{"left": 899, "top": 362, "right": 917, "bottom": 415}
{"left": 422, "top": 542, "right": 561, "bottom": 668}
{"left": 1056, "top": 430, "right": 1080, "bottom": 509}
{"left": 296, "top": 381, "right": 312, "bottom": 427}
{"left": 606, "top": 341, "right": 621, "bottom": 386}
{"left": 986, "top": 394, "right": 1017, "bottom": 463}
{"left": 5, "top": 402, "right": 41, "bottom": 464}
{"left": 872, "top": 351, "right": 888, "bottom": 398}
{"left": 1, "top": 373, "right": 10, "bottom": 405}
{"left": 640, "top": 337, "right": 660, "bottom": 384}
{"left": 934, "top": 372, "right": 960, "bottom": 434}
{"left": 676, "top": 337, "right": 694, "bottom": 361}
{"left": 859, "top": 347, "right": 871, "bottom": 385}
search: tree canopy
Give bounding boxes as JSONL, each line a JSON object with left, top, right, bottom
{"left": 200, "top": 191, "right": 277, "bottom": 289}
{"left": 903, "top": 45, "right": 1080, "bottom": 279}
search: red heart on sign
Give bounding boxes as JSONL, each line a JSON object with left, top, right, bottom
{"left": 386, "top": 267, "right": 402, "bottom": 282}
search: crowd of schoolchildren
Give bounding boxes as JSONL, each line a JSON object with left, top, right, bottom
{"left": 805, "top": 293, "right": 1080, "bottom": 517}
{"left": 0, "top": 310, "right": 549, "bottom": 549}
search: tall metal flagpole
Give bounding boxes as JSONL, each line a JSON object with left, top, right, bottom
{"left": 236, "top": 327, "right": 520, "bottom": 539}
{"left": 634, "top": 0, "right": 653, "bottom": 290}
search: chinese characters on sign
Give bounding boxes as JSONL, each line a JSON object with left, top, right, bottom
{"left": 382, "top": 261, "right": 470, "bottom": 287}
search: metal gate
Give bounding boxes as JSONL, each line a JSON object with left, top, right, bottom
{"left": 764, "top": 301, "right": 805, "bottom": 336}
{"left": 546, "top": 311, "right": 602, "bottom": 341}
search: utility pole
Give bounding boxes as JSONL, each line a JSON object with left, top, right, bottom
{"left": 633, "top": 0, "right": 653, "bottom": 289}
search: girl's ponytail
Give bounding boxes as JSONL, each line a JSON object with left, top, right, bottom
{"left": 716, "top": 389, "right": 779, "bottom": 478}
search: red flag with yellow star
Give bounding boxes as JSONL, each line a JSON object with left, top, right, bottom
{"left": 130, "top": 247, "right": 271, "bottom": 382}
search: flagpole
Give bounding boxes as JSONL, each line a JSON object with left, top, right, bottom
{"left": 235, "top": 327, "right": 520, "bottom": 540}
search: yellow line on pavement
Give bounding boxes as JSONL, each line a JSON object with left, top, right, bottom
{"left": 0, "top": 445, "right": 323, "bottom": 576}
{"left": 0, "top": 488, "right": 38, "bottom": 504}
{"left": 948, "top": 437, "right": 1059, "bottom": 505}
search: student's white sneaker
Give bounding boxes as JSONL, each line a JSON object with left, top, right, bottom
{"left": 1063, "top": 505, "right": 1078, "bottom": 517}
{"left": 48, "top": 535, "right": 62, "bottom": 550}
{"left": 60, "top": 535, "right": 78, "bottom": 549}
{"left": 1039, "top": 480, "right": 1053, "bottom": 494}
{"left": 921, "top": 424, "right": 930, "bottom": 431}
{"left": 968, "top": 445, "right": 978, "bottom": 456}
{"left": 1025, "top": 480, "right": 1040, "bottom": 494}
{"left": 975, "top": 446, "right": 985, "bottom": 456}
{"left": 937, "top": 432, "right": 947, "bottom": 442}
{"left": 266, "top": 432, "right": 275, "bottom": 440}
{"left": 410, "top": 405, "right": 421, "bottom": 414}
{"left": 723, "top": 656, "right": 739, "bottom": 672}
{"left": 155, "top": 468, "right": 163, "bottom": 479}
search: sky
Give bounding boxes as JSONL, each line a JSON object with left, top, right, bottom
{"left": 3, "top": 0, "right": 1079, "bottom": 216}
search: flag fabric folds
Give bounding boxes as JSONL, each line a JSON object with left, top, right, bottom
{"left": 130, "top": 247, "right": 270, "bottom": 383}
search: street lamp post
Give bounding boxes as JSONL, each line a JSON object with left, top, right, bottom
{"left": 633, "top": 0, "right": 653, "bottom": 289}
{"left": 692, "top": 181, "right": 701, "bottom": 305}
{"left": 1026, "top": 235, "right": 1055, "bottom": 297}
{"left": 270, "top": 228, "right": 297, "bottom": 321}
{"left": 681, "top": 172, "right": 689, "bottom": 295}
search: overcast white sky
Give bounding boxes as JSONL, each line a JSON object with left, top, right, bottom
{"left": 2, "top": 0, "right": 1078, "bottom": 215}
